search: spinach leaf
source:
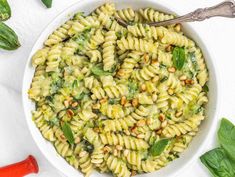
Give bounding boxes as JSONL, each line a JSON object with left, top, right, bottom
{"left": 203, "top": 84, "right": 209, "bottom": 92}
{"left": 61, "top": 122, "right": 74, "bottom": 145}
{"left": 91, "top": 64, "right": 112, "bottom": 76}
{"left": 41, "top": 0, "right": 52, "bottom": 8}
{"left": 200, "top": 147, "right": 235, "bottom": 177}
{"left": 218, "top": 118, "right": 235, "bottom": 162}
{"left": 188, "top": 51, "right": 199, "bottom": 71}
{"left": 127, "top": 81, "right": 138, "bottom": 100}
{"left": 108, "top": 98, "right": 120, "bottom": 105}
{"left": 149, "top": 139, "right": 170, "bottom": 156}
{"left": 173, "top": 47, "right": 186, "bottom": 70}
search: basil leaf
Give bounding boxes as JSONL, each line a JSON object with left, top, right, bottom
{"left": 149, "top": 139, "right": 170, "bottom": 156}
{"left": 91, "top": 65, "right": 112, "bottom": 76}
{"left": 61, "top": 122, "right": 74, "bottom": 144}
{"left": 218, "top": 118, "right": 235, "bottom": 162}
{"left": 173, "top": 47, "right": 186, "bottom": 70}
{"left": 200, "top": 147, "right": 235, "bottom": 177}
{"left": 203, "top": 84, "right": 209, "bottom": 92}
{"left": 0, "top": 0, "right": 11, "bottom": 21}
{"left": 41, "top": 0, "right": 52, "bottom": 8}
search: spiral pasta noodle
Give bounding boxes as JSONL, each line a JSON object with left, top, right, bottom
{"left": 29, "top": 3, "right": 209, "bottom": 177}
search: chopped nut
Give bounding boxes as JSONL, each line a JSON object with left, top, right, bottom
{"left": 141, "top": 84, "right": 146, "bottom": 91}
{"left": 67, "top": 109, "right": 74, "bottom": 117}
{"left": 179, "top": 75, "right": 187, "bottom": 81}
{"left": 168, "top": 67, "right": 176, "bottom": 73}
{"left": 175, "top": 111, "right": 183, "bottom": 117}
{"left": 93, "top": 127, "right": 100, "bottom": 133}
{"left": 123, "top": 149, "right": 129, "bottom": 157}
{"left": 181, "top": 81, "right": 186, "bottom": 86}
{"left": 175, "top": 24, "right": 181, "bottom": 32}
{"left": 143, "top": 53, "right": 149, "bottom": 63}
{"left": 137, "top": 134, "right": 145, "bottom": 139}
{"left": 166, "top": 45, "right": 173, "bottom": 52}
{"left": 185, "top": 79, "right": 194, "bottom": 85}
{"left": 121, "top": 96, "right": 127, "bottom": 106}
{"left": 161, "top": 120, "right": 168, "bottom": 128}
{"left": 151, "top": 59, "right": 158, "bottom": 65}
{"left": 100, "top": 98, "right": 107, "bottom": 104}
{"left": 92, "top": 103, "right": 100, "bottom": 109}
{"left": 79, "top": 151, "right": 87, "bottom": 157}
{"left": 113, "top": 149, "right": 118, "bottom": 156}
{"left": 71, "top": 101, "right": 78, "bottom": 108}
{"left": 136, "top": 119, "right": 146, "bottom": 127}
{"left": 103, "top": 146, "right": 112, "bottom": 153}
{"left": 159, "top": 113, "right": 165, "bottom": 122}
{"left": 116, "top": 145, "right": 123, "bottom": 151}
{"left": 152, "top": 76, "right": 160, "bottom": 83}
{"left": 132, "top": 98, "right": 139, "bottom": 107}
{"left": 75, "top": 136, "right": 81, "bottom": 144}
{"left": 124, "top": 102, "right": 131, "bottom": 107}
{"left": 131, "top": 170, "right": 137, "bottom": 176}
{"left": 168, "top": 88, "right": 174, "bottom": 95}
{"left": 64, "top": 100, "right": 70, "bottom": 108}
{"left": 131, "top": 126, "right": 137, "bottom": 133}
{"left": 156, "top": 129, "right": 162, "bottom": 135}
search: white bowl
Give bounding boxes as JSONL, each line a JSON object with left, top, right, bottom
{"left": 22, "top": 0, "right": 220, "bottom": 176}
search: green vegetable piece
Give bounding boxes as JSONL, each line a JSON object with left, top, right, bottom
{"left": 127, "top": 81, "right": 138, "bottom": 100}
{"left": 0, "top": 22, "right": 20, "bottom": 50}
{"left": 173, "top": 47, "right": 186, "bottom": 70}
{"left": 0, "top": 0, "right": 11, "bottom": 21}
{"left": 41, "top": 0, "right": 52, "bottom": 8}
{"left": 91, "top": 65, "right": 112, "bottom": 76}
{"left": 200, "top": 147, "right": 235, "bottom": 177}
{"left": 149, "top": 139, "right": 170, "bottom": 156}
{"left": 61, "top": 122, "right": 74, "bottom": 145}
{"left": 218, "top": 118, "right": 235, "bottom": 162}
{"left": 203, "top": 84, "right": 209, "bottom": 92}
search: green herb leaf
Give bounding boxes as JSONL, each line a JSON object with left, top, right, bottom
{"left": 188, "top": 51, "right": 199, "bottom": 71}
{"left": 200, "top": 147, "right": 235, "bottom": 177}
{"left": 0, "top": 22, "right": 20, "bottom": 50}
{"left": 61, "top": 122, "right": 74, "bottom": 145}
{"left": 91, "top": 64, "right": 112, "bottom": 76}
{"left": 218, "top": 118, "right": 235, "bottom": 162}
{"left": 173, "top": 47, "right": 186, "bottom": 70}
{"left": 127, "top": 81, "right": 138, "bottom": 100}
{"left": 203, "top": 84, "right": 209, "bottom": 92}
{"left": 0, "top": 0, "right": 11, "bottom": 21}
{"left": 108, "top": 98, "right": 120, "bottom": 105}
{"left": 149, "top": 139, "right": 170, "bottom": 156}
{"left": 41, "top": 0, "right": 52, "bottom": 8}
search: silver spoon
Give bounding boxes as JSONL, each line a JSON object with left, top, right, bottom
{"left": 116, "top": 0, "right": 235, "bottom": 27}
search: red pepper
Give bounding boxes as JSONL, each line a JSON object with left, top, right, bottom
{"left": 0, "top": 155, "right": 38, "bottom": 177}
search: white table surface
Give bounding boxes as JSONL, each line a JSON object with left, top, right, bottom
{"left": 0, "top": 0, "right": 235, "bottom": 176}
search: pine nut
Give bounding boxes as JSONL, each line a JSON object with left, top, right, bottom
{"left": 116, "top": 145, "right": 123, "bottom": 151}
{"left": 168, "top": 88, "right": 174, "bottom": 95}
{"left": 159, "top": 114, "right": 165, "bottom": 122}
{"left": 132, "top": 98, "right": 139, "bottom": 107}
{"left": 161, "top": 120, "right": 168, "bottom": 128}
{"left": 121, "top": 96, "right": 127, "bottom": 106}
{"left": 141, "top": 84, "right": 146, "bottom": 91}
{"left": 79, "top": 151, "right": 87, "bottom": 157}
{"left": 179, "top": 75, "right": 187, "bottom": 81}
{"left": 168, "top": 67, "right": 176, "bottom": 73}
{"left": 175, "top": 111, "right": 183, "bottom": 117}
{"left": 136, "top": 119, "right": 146, "bottom": 127}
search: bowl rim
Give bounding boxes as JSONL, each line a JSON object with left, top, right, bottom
{"left": 22, "top": 0, "right": 221, "bottom": 176}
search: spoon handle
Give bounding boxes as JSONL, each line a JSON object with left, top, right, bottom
{"left": 149, "top": 0, "right": 235, "bottom": 26}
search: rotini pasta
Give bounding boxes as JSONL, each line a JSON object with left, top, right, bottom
{"left": 29, "top": 3, "right": 209, "bottom": 177}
